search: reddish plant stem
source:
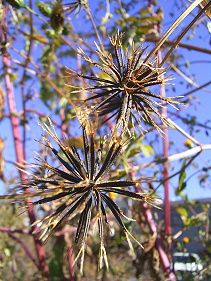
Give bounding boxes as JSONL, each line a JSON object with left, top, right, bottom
{"left": 60, "top": 108, "right": 69, "bottom": 138}
{"left": 1, "top": 12, "right": 49, "bottom": 275}
{"left": 66, "top": 238, "right": 75, "bottom": 281}
{"left": 158, "top": 50, "right": 171, "bottom": 237}
{"left": 20, "top": 0, "right": 34, "bottom": 158}
{"left": 143, "top": 203, "right": 176, "bottom": 281}
{"left": 134, "top": 182, "right": 176, "bottom": 281}
{"left": 0, "top": 227, "right": 30, "bottom": 235}
{"left": 8, "top": 233, "right": 39, "bottom": 269}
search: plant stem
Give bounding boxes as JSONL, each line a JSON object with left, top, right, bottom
{"left": 20, "top": 0, "right": 34, "bottom": 158}
{"left": 145, "top": 37, "right": 211, "bottom": 55}
{"left": 66, "top": 236, "right": 75, "bottom": 281}
{"left": 84, "top": 1, "right": 104, "bottom": 49}
{"left": 133, "top": 178, "right": 176, "bottom": 281}
{"left": 160, "top": 1, "right": 211, "bottom": 66}
{"left": 1, "top": 8, "right": 49, "bottom": 274}
{"left": 8, "top": 232, "right": 39, "bottom": 269}
{"left": 158, "top": 50, "right": 171, "bottom": 236}
{"left": 144, "top": 0, "right": 205, "bottom": 63}
{"left": 167, "top": 118, "right": 200, "bottom": 145}
{"left": 139, "top": 144, "right": 211, "bottom": 170}
{"left": 144, "top": 208, "right": 176, "bottom": 281}
{"left": 182, "top": 80, "right": 211, "bottom": 97}
{"left": 2, "top": 50, "right": 49, "bottom": 278}
{"left": 0, "top": 227, "right": 30, "bottom": 234}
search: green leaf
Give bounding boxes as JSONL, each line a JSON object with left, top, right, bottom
{"left": 176, "top": 160, "right": 187, "bottom": 195}
{"left": 6, "top": 0, "right": 25, "bottom": 9}
{"left": 40, "top": 82, "right": 55, "bottom": 105}
{"left": 37, "top": 2, "right": 52, "bottom": 17}
{"left": 176, "top": 206, "right": 188, "bottom": 219}
{"left": 139, "top": 7, "right": 151, "bottom": 16}
{"left": 49, "top": 237, "right": 65, "bottom": 279}
{"left": 187, "top": 217, "right": 201, "bottom": 227}
{"left": 50, "top": 3, "right": 64, "bottom": 32}
{"left": 125, "top": 136, "right": 154, "bottom": 159}
{"left": 6, "top": 0, "right": 36, "bottom": 14}
{"left": 140, "top": 144, "right": 154, "bottom": 157}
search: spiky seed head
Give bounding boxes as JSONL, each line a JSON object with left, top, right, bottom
{"left": 63, "top": 0, "right": 87, "bottom": 15}
{"left": 68, "top": 32, "right": 181, "bottom": 134}
{"left": 0, "top": 119, "right": 160, "bottom": 271}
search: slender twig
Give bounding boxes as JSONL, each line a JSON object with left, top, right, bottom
{"left": 183, "top": 80, "right": 211, "bottom": 97}
{"left": 145, "top": 37, "right": 211, "bottom": 55}
{"left": 10, "top": 46, "right": 74, "bottom": 106}
{"left": 42, "top": 75, "right": 74, "bottom": 107}
{"left": 154, "top": 151, "right": 200, "bottom": 189}
{"left": 84, "top": 2, "right": 104, "bottom": 48}
{"left": 112, "top": 143, "right": 211, "bottom": 179}
{"left": 60, "top": 108, "right": 69, "bottom": 137}
{"left": 140, "top": 144, "right": 211, "bottom": 169}
{"left": 3, "top": 52, "right": 49, "bottom": 277}
{"left": 169, "top": 111, "right": 211, "bottom": 131}
{"left": 144, "top": 0, "right": 205, "bottom": 63}
{"left": 167, "top": 144, "right": 210, "bottom": 161}
{"left": 160, "top": 2, "right": 211, "bottom": 66}
{"left": 0, "top": 226, "right": 31, "bottom": 235}
{"left": 8, "top": 232, "right": 39, "bottom": 269}
{"left": 170, "top": 63, "right": 199, "bottom": 88}
{"left": 167, "top": 118, "right": 200, "bottom": 146}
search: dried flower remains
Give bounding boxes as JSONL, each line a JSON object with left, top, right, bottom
{"left": 63, "top": 0, "right": 85, "bottom": 15}
{"left": 68, "top": 32, "right": 180, "bottom": 134}
{"left": 0, "top": 119, "right": 159, "bottom": 272}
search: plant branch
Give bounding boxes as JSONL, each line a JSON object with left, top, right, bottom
{"left": 144, "top": 0, "right": 205, "bottom": 63}
{"left": 132, "top": 173, "right": 176, "bottom": 281}
{"left": 167, "top": 118, "right": 200, "bottom": 145}
{"left": 183, "top": 80, "right": 211, "bottom": 97}
{"left": 160, "top": 1, "right": 211, "bottom": 66}
{"left": 8, "top": 232, "right": 39, "bottom": 269}
{"left": 20, "top": 0, "right": 34, "bottom": 158}
{"left": 0, "top": 226, "right": 31, "bottom": 234}
{"left": 158, "top": 50, "right": 171, "bottom": 236}
{"left": 169, "top": 111, "right": 211, "bottom": 131}
{"left": 155, "top": 151, "right": 200, "bottom": 190}
{"left": 84, "top": 1, "right": 104, "bottom": 48}
{"left": 141, "top": 144, "right": 211, "bottom": 169}
{"left": 1, "top": 7, "right": 49, "bottom": 276}
{"left": 145, "top": 37, "right": 211, "bottom": 55}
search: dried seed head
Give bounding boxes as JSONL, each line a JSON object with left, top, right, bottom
{"left": 63, "top": 0, "right": 87, "bottom": 15}
{"left": 0, "top": 119, "right": 160, "bottom": 271}
{"left": 69, "top": 32, "right": 181, "bottom": 134}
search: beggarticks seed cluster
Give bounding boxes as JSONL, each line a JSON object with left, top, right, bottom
{"left": 68, "top": 32, "right": 179, "bottom": 134}
{"left": 1, "top": 31, "right": 178, "bottom": 273}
